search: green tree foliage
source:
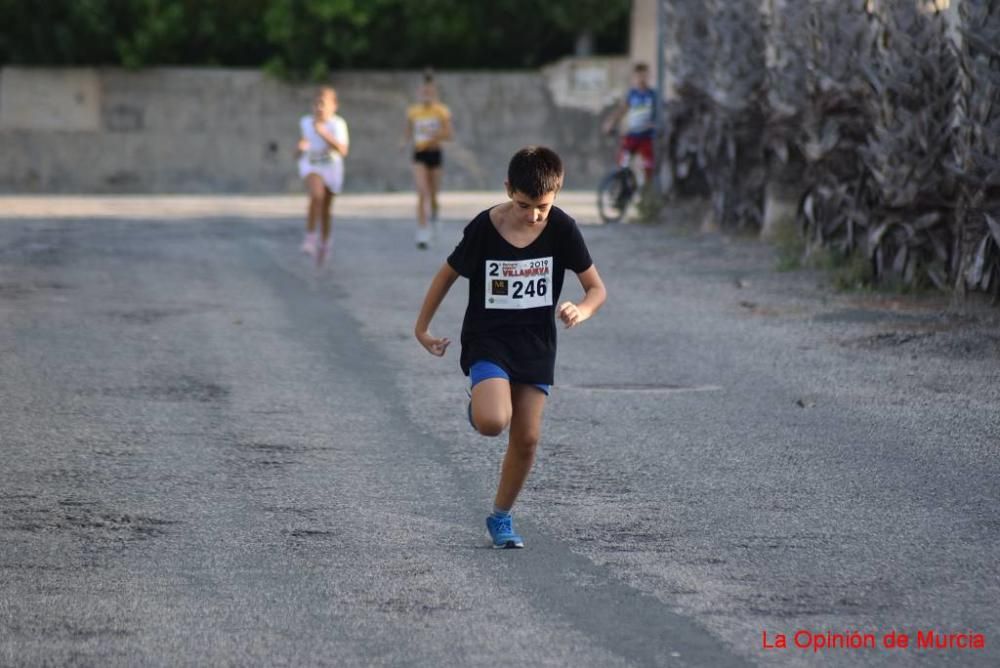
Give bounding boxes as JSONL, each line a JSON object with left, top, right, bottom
{"left": 0, "top": 0, "right": 629, "bottom": 74}
{"left": 539, "top": 0, "right": 631, "bottom": 56}
{"left": 0, "top": 0, "right": 272, "bottom": 67}
{"left": 0, "top": 0, "right": 122, "bottom": 65}
{"left": 261, "top": 0, "right": 387, "bottom": 79}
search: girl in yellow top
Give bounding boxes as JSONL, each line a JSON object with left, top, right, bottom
{"left": 405, "top": 73, "right": 452, "bottom": 249}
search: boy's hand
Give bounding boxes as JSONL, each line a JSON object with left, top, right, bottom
{"left": 297, "top": 138, "right": 310, "bottom": 153}
{"left": 558, "top": 302, "right": 587, "bottom": 328}
{"left": 416, "top": 330, "right": 450, "bottom": 356}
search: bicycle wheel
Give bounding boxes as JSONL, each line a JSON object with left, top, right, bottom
{"left": 597, "top": 168, "right": 637, "bottom": 224}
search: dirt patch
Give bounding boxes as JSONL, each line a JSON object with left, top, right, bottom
{"left": 88, "top": 376, "right": 229, "bottom": 403}
{"left": 105, "top": 307, "right": 194, "bottom": 325}
{"left": 1, "top": 497, "right": 177, "bottom": 542}
{"left": 0, "top": 281, "right": 72, "bottom": 300}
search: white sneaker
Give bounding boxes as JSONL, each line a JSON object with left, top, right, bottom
{"left": 415, "top": 226, "right": 431, "bottom": 250}
{"left": 301, "top": 232, "right": 318, "bottom": 256}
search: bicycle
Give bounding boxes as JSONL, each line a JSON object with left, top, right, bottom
{"left": 597, "top": 138, "right": 644, "bottom": 224}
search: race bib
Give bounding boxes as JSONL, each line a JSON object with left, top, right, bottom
{"left": 307, "top": 151, "right": 333, "bottom": 165}
{"left": 414, "top": 117, "right": 440, "bottom": 145}
{"left": 485, "top": 257, "right": 553, "bottom": 310}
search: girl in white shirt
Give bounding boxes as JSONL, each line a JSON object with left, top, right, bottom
{"left": 296, "top": 87, "right": 350, "bottom": 265}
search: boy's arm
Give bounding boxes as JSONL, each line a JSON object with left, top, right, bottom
{"left": 602, "top": 99, "right": 627, "bottom": 135}
{"left": 558, "top": 265, "right": 607, "bottom": 329}
{"left": 415, "top": 263, "right": 461, "bottom": 356}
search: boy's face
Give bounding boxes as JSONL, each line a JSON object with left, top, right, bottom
{"left": 506, "top": 184, "right": 559, "bottom": 227}
{"left": 633, "top": 69, "right": 649, "bottom": 88}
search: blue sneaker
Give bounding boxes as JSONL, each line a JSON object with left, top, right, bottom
{"left": 486, "top": 513, "right": 524, "bottom": 549}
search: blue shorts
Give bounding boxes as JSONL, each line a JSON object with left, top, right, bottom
{"left": 469, "top": 360, "right": 550, "bottom": 396}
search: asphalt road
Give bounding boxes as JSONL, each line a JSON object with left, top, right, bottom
{"left": 1, "top": 197, "right": 998, "bottom": 667}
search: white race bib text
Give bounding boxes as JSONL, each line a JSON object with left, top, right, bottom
{"left": 484, "top": 257, "right": 553, "bottom": 310}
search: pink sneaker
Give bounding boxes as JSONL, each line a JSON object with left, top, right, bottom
{"left": 316, "top": 239, "right": 333, "bottom": 266}
{"left": 301, "top": 232, "right": 318, "bottom": 256}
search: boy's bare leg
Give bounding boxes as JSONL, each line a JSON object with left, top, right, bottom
{"left": 470, "top": 378, "right": 512, "bottom": 437}
{"left": 493, "top": 384, "right": 546, "bottom": 511}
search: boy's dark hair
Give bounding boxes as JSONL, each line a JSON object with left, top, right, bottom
{"left": 633, "top": 62, "right": 649, "bottom": 73}
{"left": 507, "top": 146, "right": 564, "bottom": 199}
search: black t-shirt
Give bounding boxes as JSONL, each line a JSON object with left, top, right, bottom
{"left": 447, "top": 205, "right": 593, "bottom": 385}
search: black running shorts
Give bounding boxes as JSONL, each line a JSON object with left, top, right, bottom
{"left": 413, "top": 149, "right": 443, "bottom": 168}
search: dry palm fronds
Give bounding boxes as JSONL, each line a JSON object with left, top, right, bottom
{"left": 659, "top": 0, "right": 999, "bottom": 302}
{"left": 863, "top": 0, "right": 958, "bottom": 289}
{"left": 765, "top": 0, "right": 810, "bottom": 179}
{"left": 704, "top": 0, "right": 768, "bottom": 230}
{"left": 661, "top": 0, "right": 714, "bottom": 198}
{"left": 952, "top": 0, "right": 1000, "bottom": 300}
{"left": 662, "top": 0, "right": 767, "bottom": 229}
{"left": 796, "top": 2, "right": 876, "bottom": 261}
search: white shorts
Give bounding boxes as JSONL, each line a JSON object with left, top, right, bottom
{"left": 298, "top": 156, "right": 344, "bottom": 194}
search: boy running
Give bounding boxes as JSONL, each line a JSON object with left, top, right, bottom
{"left": 414, "top": 146, "right": 607, "bottom": 548}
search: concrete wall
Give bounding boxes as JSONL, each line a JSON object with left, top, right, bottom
{"left": 0, "top": 65, "right": 626, "bottom": 194}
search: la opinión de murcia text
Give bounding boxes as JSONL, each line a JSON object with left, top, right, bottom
{"left": 762, "top": 629, "right": 986, "bottom": 653}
